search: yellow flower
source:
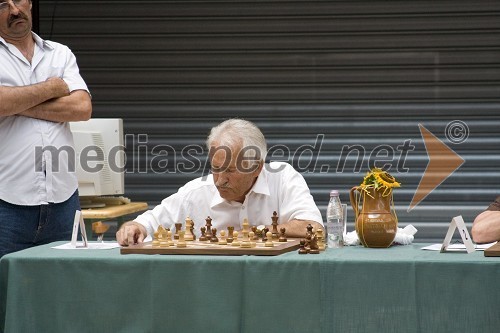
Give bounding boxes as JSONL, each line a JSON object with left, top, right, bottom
{"left": 359, "top": 168, "right": 400, "bottom": 197}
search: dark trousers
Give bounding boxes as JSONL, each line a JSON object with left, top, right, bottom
{"left": 0, "top": 190, "right": 80, "bottom": 258}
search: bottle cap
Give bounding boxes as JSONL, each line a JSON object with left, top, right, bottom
{"left": 329, "top": 190, "right": 339, "bottom": 196}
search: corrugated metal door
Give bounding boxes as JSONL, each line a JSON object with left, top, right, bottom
{"left": 39, "top": 1, "right": 500, "bottom": 241}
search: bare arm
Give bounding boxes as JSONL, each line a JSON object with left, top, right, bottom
{"left": 0, "top": 77, "right": 69, "bottom": 116}
{"left": 18, "top": 89, "right": 92, "bottom": 122}
{"left": 270, "top": 219, "right": 324, "bottom": 238}
{"left": 471, "top": 210, "right": 500, "bottom": 243}
{"left": 116, "top": 221, "right": 148, "bottom": 246}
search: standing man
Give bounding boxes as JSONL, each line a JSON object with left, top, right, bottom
{"left": 117, "top": 118, "right": 323, "bottom": 246}
{"left": 0, "top": 0, "right": 92, "bottom": 257}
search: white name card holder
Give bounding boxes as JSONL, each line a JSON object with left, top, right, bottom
{"left": 440, "top": 215, "right": 475, "bottom": 253}
{"left": 70, "top": 210, "right": 88, "bottom": 248}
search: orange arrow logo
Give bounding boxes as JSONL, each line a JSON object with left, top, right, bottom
{"left": 408, "top": 124, "right": 465, "bottom": 211}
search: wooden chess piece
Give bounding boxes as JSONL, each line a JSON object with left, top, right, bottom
{"left": 92, "top": 221, "right": 110, "bottom": 242}
{"left": 160, "top": 228, "right": 169, "bottom": 248}
{"left": 306, "top": 224, "right": 314, "bottom": 238}
{"left": 219, "top": 230, "right": 227, "bottom": 245}
{"left": 304, "top": 234, "right": 312, "bottom": 252}
{"left": 152, "top": 231, "right": 160, "bottom": 247}
{"left": 184, "top": 216, "right": 195, "bottom": 241}
{"left": 265, "top": 231, "right": 274, "bottom": 247}
{"left": 262, "top": 227, "right": 269, "bottom": 242}
{"left": 190, "top": 220, "right": 196, "bottom": 241}
{"left": 316, "top": 229, "right": 325, "bottom": 251}
{"left": 176, "top": 230, "right": 187, "bottom": 247}
{"left": 174, "top": 222, "right": 182, "bottom": 240}
{"left": 167, "top": 230, "right": 174, "bottom": 246}
{"left": 227, "top": 226, "right": 234, "bottom": 243}
{"left": 210, "top": 228, "right": 219, "bottom": 243}
{"left": 199, "top": 226, "right": 208, "bottom": 241}
{"left": 271, "top": 211, "right": 279, "bottom": 240}
{"left": 248, "top": 231, "right": 256, "bottom": 247}
{"left": 279, "top": 227, "right": 287, "bottom": 242}
{"left": 240, "top": 229, "right": 251, "bottom": 248}
{"left": 231, "top": 231, "right": 240, "bottom": 246}
{"left": 309, "top": 234, "right": 320, "bottom": 254}
{"left": 255, "top": 228, "right": 263, "bottom": 241}
{"left": 298, "top": 239, "right": 308, "bottom": 254}
{"left": 205, "top": 216, "right": 213, "bottom": 241}
{"left": 242, "top": 218, "right": 250, "bottom": 233}
{"left": 251, "top": 226, "right": 259, "bottom": 240}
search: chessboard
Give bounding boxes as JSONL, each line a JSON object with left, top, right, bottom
{"left": 484, "top": 242, "right": 500, "bottom": 257}
{"left": 120, "top": 238, "right": 301, "bottom": 256}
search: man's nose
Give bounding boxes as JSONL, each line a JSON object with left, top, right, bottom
{"left": 215, "top": 174, "right": 228, "bottom": 186}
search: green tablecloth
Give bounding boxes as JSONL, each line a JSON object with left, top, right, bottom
{"left": 1, "top": 242, "right": 499, "bottom": 333}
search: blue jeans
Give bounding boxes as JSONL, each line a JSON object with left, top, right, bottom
{"left": 0, "top": 190, "right": 80, "bottom": 258}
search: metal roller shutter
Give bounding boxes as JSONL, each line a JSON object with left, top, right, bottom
{"left": 40, "top": 0, "right": 500, "bottom": 241}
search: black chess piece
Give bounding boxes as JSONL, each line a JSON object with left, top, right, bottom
{"left": 298, "top": 239, "right": 308, "bottom": 254}
{"left": 210, "top": 228, "right": 219, "bottom": 243}
{"left": 227, "top": 226, "right": 234, "bottom": 243}
{"left": 205, "top": 216, "right": 212, "bottom": 240}
{"left": 309, "top": 234, "right": 320, "bottom": 254}
{"left": 199, "top": 226, "right": 207, "bottom": 241}
{"left": 262, "top": 227, "right": 269, "bottom": 242}
{"left": 279, "top": 227, "right": 287, "bottom": 242}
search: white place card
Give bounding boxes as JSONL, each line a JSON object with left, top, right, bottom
{"left": 70, "top": 210, "right": 88, "bottom": 248}
{"left": 440, "top": 215, "right": 475, "bottom": 253}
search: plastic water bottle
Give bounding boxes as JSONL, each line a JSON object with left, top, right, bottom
{"left": 326, "top": 190, "right": 344, "bottom": 248}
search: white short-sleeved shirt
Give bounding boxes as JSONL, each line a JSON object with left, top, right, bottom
{"left": 135, "top": 162, "right": 323, "bottom": 236}
{"left": 0, "top": 33, "right": 89, "bottom": 205}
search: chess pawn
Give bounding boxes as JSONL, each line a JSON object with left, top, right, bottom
{"left": 184, "top": 216, "right": 195, "bottom": 241}
{"left": 219, "top": 230, "right": 227, "bottom": 245}
{"left": 265, "top": 231, "right": 274, "bottom": 247}
{"left": 248, "top": 231, "right": 256, "bottom": 247}
{"left": 174, "top": 222, "right": 182, "bottom": 240}
{"left": 298, "top": 239, "right": 308, "bottom": 254}
{"left": 231, "top": 231, "right": 240, "bottom": 246}
{"left": 167, "top": 230, "right": 174, "bottom": 246}
{"left": 199, "top": 226, "right": 208, "bottom": 242}
{"left": 210, "top": 228, "right": 219, "bottom": 243}
{"left": 227, "top": 226, "right": 234, "bottom": 243}
{"left": 279, "top": 227, "right": 287, "bottom": 242}
{"left": 176, "top": 230, "right": 187, "bottom": 248}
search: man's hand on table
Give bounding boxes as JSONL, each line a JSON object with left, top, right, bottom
{"left": 116, "top": 221, "right": 147, "bottom": 246}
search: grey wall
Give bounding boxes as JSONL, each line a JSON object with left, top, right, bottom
{"left": 40, "top": 0, "right": 500, "bottom": 241}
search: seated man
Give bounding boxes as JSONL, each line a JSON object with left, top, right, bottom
{"left": 471, "top": 197, "right": 500, "bottom": 243}
{"left": 117, "top": 118, "right": 323, "bottom": 246}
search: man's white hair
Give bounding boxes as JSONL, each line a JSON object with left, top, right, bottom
{"left": 206, "top": 118, "right": 267, "bottom": 163}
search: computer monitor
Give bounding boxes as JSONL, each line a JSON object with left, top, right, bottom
{"left": 69, "top": 118, "right": 125, "bottom": 197}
